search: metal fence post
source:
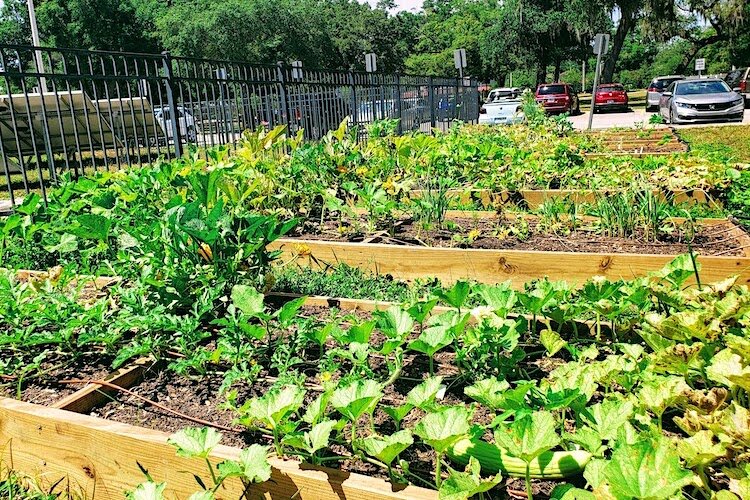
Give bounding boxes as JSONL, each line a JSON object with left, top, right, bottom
{"left": 348, "top": 71, "right": 358, "bottom": 133}
{"left": 161, "top": 51, "right": 182, "bottom": 158}
{"left": 428, "top": 76, "right": 436, "bottom": 129}
{"left": 276, "top": 62, "right": 290, "bottom": 131}
{"left": 395, "top": 74, "right": 403, "bottom": 134}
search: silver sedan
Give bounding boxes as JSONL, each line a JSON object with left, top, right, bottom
{"left": 659, "top": 78, "right": 745, "bottom": 124}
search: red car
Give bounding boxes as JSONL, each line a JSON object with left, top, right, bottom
{"left": 535, "top": 83, "right": 579, "bottom": 114}
{"left": 593, "top": 83, "right": 629, "bottom": 113}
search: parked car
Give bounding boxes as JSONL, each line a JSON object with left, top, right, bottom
{"left": 485, "top": 87, "right": 520, "bottom": 103}
{"left": 154, "top": 106, "right": 197, "bottom": 143}
{"left": 354, "top": 100, "right": 397, "bottom": 123}
{"left": 646, "top": 75, "right": 684, "bottom": 111}
{"left": 401, "top": 97, "right": 430, "bottom": 130}
{"left": 659, "top": 77, "right": 744, "bottom": 124}
{"left": 724, "top": 67, "right": 749, "bottom": 107}
{"left": 535, "top": 83, "right": 579, "bottom": 114}
{"left": 593, "top": 83, "right": 629, "bottom": 113}
{"left": 479, "top": 88, "right": 524, "bottom": 125}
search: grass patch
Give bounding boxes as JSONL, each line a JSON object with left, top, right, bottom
{"left": 677, "top": 125, "right": 750, "bottom": 162}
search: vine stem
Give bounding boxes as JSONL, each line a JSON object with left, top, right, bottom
{"left": 59, "top": 379, "right": 241, "bottom": 433}
{"left": 525, "top": 462, "right": 532, "bottom": 500}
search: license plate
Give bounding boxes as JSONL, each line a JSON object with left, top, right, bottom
{"left": 547, "top": 97, "right": 555, "bottom": 102}
{"left": 607, "top": 100, "right": 614, "bottom": 104}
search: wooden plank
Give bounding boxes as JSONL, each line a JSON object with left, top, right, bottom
{"left": 51, "top": 357, "right": 155, "bottom": 414}
{"left": 271, "top": 239, "right": 750, "bottom": 289}
{"left": 407, "top": 188, "right": 719, "bottom": 209}
{"left": 10, "top": 268, "right": 121, "bottom": 291}
{"left": 0, "top": 398, "right": 436, "bottom": 500}
{"left": 584, "top": 151, "right": 682, "bottom": 158}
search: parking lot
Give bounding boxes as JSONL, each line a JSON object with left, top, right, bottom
{"left": 570, "top": 105, "right": 750, "bottom": 130}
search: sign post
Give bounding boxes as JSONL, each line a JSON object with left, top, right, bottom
{"left": 695, "top": 58, "right": 706, "bottom": 77}
{"left": 453, "top": 48, "right": 467, "bottom": 79}
{"left": 587, "top": 33, "right": 610, "bottom": 131}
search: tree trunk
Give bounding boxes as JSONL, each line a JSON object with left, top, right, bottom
{"left": 536, "top": 47, "right": 548, "bottom": 86}
{"left": 602, "top": 6, "right": 636, "bottom": 84}
{"left": 553, "top": 59, "right": 562, "bottom": 82}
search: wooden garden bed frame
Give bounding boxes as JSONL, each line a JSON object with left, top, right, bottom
{"left": 1, "top": 288, "right": 607, "bottom": 500}
{"left": 406, "top": 187, "right": 719, "bottom": 209}
{"left": 271, "top": 218, "right": 750, "bottom": 289}
{"left": 0, "top": 397, "right": 436, "bottom": 500}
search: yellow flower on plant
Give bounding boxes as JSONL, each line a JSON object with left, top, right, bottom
{"left": 294, "top": 243, "right": 311, "bottom": 257}
{"left": 320, "top": 371, "right": 332, "bottom": 382}
{"left": 356, "top": 167, "right": 368, "bottom": 176}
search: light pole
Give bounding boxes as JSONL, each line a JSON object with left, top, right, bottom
{"left": 27, "top": 0, "right": 47, "bottom": 92}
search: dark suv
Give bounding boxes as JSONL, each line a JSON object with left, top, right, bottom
{"left": 725, "top": 67, "right": 749, "bottom": 107}
{"left": 535, "top": 83, "right": 579, "bottom": 114}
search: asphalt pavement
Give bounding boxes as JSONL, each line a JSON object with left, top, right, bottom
{"left": 570, "top": 107, "right": 750, "bottom": 130}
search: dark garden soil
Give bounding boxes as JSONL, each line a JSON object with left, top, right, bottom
{"left": 0, "top": 354, "right": 114, "bottom": 405}
{"left": 78, "top": 304, "right": 585, "bottom": 498}
{"left": 291, "top": 216, "right": 746, "bottom": 256}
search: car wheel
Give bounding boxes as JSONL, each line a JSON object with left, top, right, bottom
{"left": 669, "top": 108, "right": 675, "bottom": 125}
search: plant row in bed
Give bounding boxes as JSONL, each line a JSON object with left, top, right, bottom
{"left": 2, "top": 118, "right": 744, "bottom": 262}
{"left": 1, "top": 119, "right": 749, "bottom": 498}
{"left": 4, "top": 253, "right": 750, "bottom": 499}
{"left": 0, "top": 151, "right": 740, "bottom": 278}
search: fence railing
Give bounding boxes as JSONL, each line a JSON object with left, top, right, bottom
{"left": 0, "top": 44, "right": 479, "bottom": 208}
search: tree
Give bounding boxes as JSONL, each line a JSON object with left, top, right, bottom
{"left": 404, "top": 0, "right": 497, "bottom": 79}
{"left": 0, "top": 0, "right": 31, "bottom": 46}
{"left": 481, "top": 0, "right": 606, "bottom": 85}
{"left": 36, "top": 0, "right": 162, "bottom": 52}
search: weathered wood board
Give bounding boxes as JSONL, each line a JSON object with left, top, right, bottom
{"left": 0, "top": 398, "right": 436, "bottom": 500}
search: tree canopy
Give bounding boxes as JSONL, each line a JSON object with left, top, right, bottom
{"left": 1, "top": 0, "right": 748, "bottom": 88}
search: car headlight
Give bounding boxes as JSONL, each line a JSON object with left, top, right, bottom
{"left": 675, "top": 101, "right": 695, "bottom": 109}
{"left": 732, "top": 98, "right": 744, "bottom": 107}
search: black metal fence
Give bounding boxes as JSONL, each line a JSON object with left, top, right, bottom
{"left": 0, "top": 44, "right": 479, "bottom": 207}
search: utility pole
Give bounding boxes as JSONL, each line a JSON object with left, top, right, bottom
{"left": 588, "top": 34, "right": 609, "bottom": 131}
{"left": 27, "top": 0, "right": 47, "bottom": 92}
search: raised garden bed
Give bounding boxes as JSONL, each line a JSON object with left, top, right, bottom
{"left": 407, "top": 188, "right": 720, "bottom": 210}
{"left": 295, "top": 213, "right": 743, "bottom": 256}
{"left": 1, "top": 290, "right": 613, "bottom": 499}
{"left": 271, "top": 216, "right": 750, "bottom": 288}
{"left": 0, "top": 397, "right": 436, "bottom": 500}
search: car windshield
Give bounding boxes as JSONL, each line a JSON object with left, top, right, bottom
{"left": 675, "top": 80, "right": 731, "bottom": 95}
{"left": 598, "top": 85, "right": 624, "bottom": 92}
{"left": 488, "top": 90, "right": 515, "bottom": 101}
{"left": 652, "top": 78, "right": 680, "bottom": 90}
{"left": 537, "top": 85, "right": 566, "bottom": 95}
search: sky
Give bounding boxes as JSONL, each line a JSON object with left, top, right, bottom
{"left": 364, "top": 0, "right": 424, "bottom": 12}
